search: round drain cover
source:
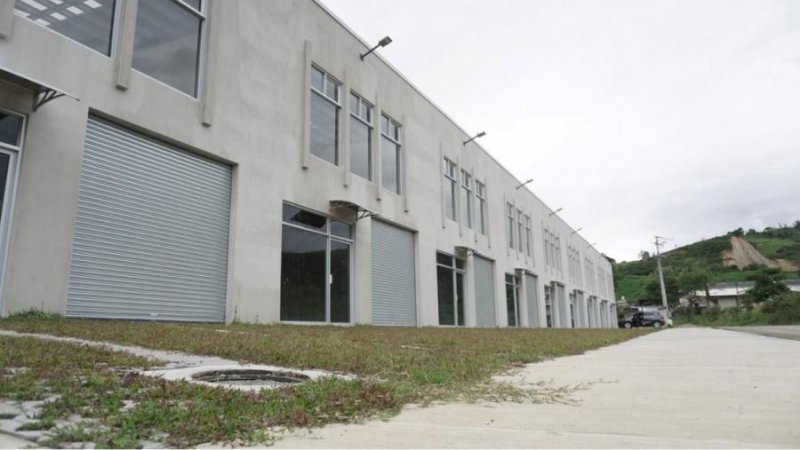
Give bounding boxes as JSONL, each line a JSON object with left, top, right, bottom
{"left": 192, "top": 369, "right": 310, "bottom": 386}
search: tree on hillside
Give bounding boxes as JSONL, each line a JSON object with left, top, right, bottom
{"left": 642, "top": 272, "right": 680, "bottom": 306}
{"left": 638, "top": 250, "right": 651, "bottom": 260}
{"left": 744, "top": 268, "right": 789, "bottom": 310}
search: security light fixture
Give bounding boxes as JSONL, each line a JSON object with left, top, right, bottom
{"left": 360, "top": 36, "right": 393, "bottom": 60}
{"left": 570, "top": 227, "right": 583, "bottom": 235}
{"left": 463, "top": 131, "right": 486, "bottom": 146}
{"left": 515, "top": 179, "right": 533, "bottom": 190}
{"left": 548, "top": 207, "right": 563, "bottom": 217}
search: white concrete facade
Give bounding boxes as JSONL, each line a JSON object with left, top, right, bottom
{"left": 0, "top": 0, "right": 616, "bottom": 327}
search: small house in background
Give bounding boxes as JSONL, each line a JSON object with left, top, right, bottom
{"left": 679, "top": 280, "right": 800, "bottom": 310}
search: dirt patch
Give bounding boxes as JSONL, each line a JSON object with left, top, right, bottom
{"left": 721, "top": 236, "right": 798, "bottom": 270}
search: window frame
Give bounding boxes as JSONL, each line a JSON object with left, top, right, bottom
{"left": 308, "top": 65, "right": 342, "bottom": 166}
{"left": 0, "top": 108, "right": 24, "bottom": 317}
{"left": 380, "top": 113, "right": 402, "bottom": 194}
{"left": 13, "top": 0, "right": 120, "bottom": 57}
{"left": 507, "top": 203, "right": 515, "bottom": 250}
{"left": 505, "top": 274, "right": 520, "bottom": 327}
{"left": 349, "top": 91, "right": 373, "bottom": 180}
{"left": 436, "top": 252, "right": 466, "bottom": 326}
{"left": 443, "top": 158, "right": 457, "bottom": 221}
{"left": 475, "top": 181, "right": 487, "bottom": 235}
{"left": 524, "top": 215, "right": 532, "bottom": 258}
{"left": 461, "top": 170, "right": 473, "bottom": 229}
{"left": 280, "top": 203, "right": 354, "bottom": 325}
{"left": 131, "top": 0, "right": 207, "bottom": 98}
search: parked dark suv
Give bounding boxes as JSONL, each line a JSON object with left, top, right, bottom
{"left": 619, "top": 311, "right": 665, "bottom": 329}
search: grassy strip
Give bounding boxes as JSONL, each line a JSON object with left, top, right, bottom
{"left": 1, "top": 315, "right": 650, "bottom": 446}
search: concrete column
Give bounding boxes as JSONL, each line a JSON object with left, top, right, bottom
{"left": 341, "top": 73, "right": 351, "bottom": 188}
{"left": 353, "top": 217, "right": 372, "bottom": 324}
{"left": 200, "top": 0, "right": 219, "bottom": 126}
{"left": 517, "top": 270, "right": 529, "bottom": 328}
{"left": 113, "top": 0, "right": 138, "bottom": 90}
{"left": 300, "top": 40, "right": 311, "bottom": 170}
{"left": 463, "top": 252, "right": 476, "bottom": 327}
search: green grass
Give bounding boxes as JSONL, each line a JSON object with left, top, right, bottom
{"left": 0, "top": 316, "right": 650, "bottom": 447}
{"left": 615, "top": 275, "right": 650, "bottom": 301}
{"left": 745, "top": 236, "right": 800, "bottom": 262}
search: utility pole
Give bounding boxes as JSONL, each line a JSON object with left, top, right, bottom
{"left": 654, "top": 236, "right": 669, "bottom": 310}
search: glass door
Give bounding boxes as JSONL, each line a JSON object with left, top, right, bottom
{"left": 0, "top": 110, "right": 23, "bottom": 307}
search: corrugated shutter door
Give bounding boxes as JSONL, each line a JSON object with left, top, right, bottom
{"left": 525, "top": 274, "right": 539, "bottom": 328}
{"left": 66, "top": 117, "right": 231, "bottom": 322}
{"left": 371, "top": 220, "right": 416, "bottom": 326}
{"left": 473, "top": 256, "right": 495, "bottom": 327}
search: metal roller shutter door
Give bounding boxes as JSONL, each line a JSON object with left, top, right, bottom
{"left": 371, "top": 220, "right": 416, "bottom": 326}
{"left": 66, "top": 117, "right": 232, "bottom": 322}
{"left": 473, "top": 256, "right": 496, "bottom": 327}
{"left": 525, "top": 274, "right": 539, "bottom": 328}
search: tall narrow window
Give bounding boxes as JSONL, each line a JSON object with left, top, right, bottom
{"left": 133, "top": 0, "right": 204, "bottom": 96}
{"left": 544, "top": 285, "right": 553, "bottom": 328}
{"left": 476, "top": 181, "right": 487, "bottom": 235}
{"left": 507, "top": 203, "right": 515, "bottom": 250}
{"left": 437, "top": 253, "right": 465, "bottom": 326}
{"left": 308, "top": 66, "right": 341, "bottom": 165}
{"left": 505, "top": 274, "right": 520, "bottom": 327}
{"left": 461, "top": 170, "right": 473, "bottom": 229}
{"left": 14, "top": 0, "right": 117, "bottom": 55}
{"left": 380, "top": 115, "right": 402, "bottom": 194}
{"left": 281, "top": 204, "right": 352, "bottom": 323}
{"left": 554, "top": 236, "right": 562, "bottom": 270}
{"left": 516, "top": 209, "right": 524, "bottom": 253}
{"left": 350, "top": 93, "right": 373, "bottom": 180}
{"left": 443, "top": 158, "right": 457, "bottom": 221}
{"left": 524, "top": 215, "right": 532, "bottom": 257}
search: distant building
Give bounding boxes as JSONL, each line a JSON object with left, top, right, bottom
{"left": 679, "top": 280, "right": 800, "bottom": 309}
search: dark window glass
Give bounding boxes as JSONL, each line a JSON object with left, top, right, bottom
{"left": 282, "top": 204, "right": 326, "bottom": 231}
{"left": 14, "top": 0, "right": 116, "bottom": 55}
{"left": 350, "top": 119, "right": 371, "bottom": 180}
{"left": 381, "top": 137, "right": 399, "bottom": 193}
{"left": 437, "top": 265, "right": 455, "bottom": 325}
{"left": 280, "top": 226, "right": 326, "bottom": 322}
{"left": 443, "top": 174, "right": 455, "bottom": 221}
{"left": 0, "top": 153, "right": 10, "bottom": 222}
{"left": 456, "top": 272, "right": 464, "bottom": 326}
{"left": 133, "top": 0, "right": 202, "bottom": 96}
{"left": 506, "top": 276, "right": 518, "bottom": 327}
{"left": 455, "top": 258, "right": 465, "bottom": 270}
{"left": 0, "top": 114, "right": 23, "bottom": 147}
{"left": 330, "top": 240, "right": 350, "bottom": 323}
{"left": 330, "top": 221, "right": 352, "bottom": 239}
{"left": 310, "top": 91, "right": 338, "bottom": 164}
{"left": 436, "top": 253, "right": 452, "bottom": 266}
{"left": 311, "top": 67, "right": 324, "bottom": 92}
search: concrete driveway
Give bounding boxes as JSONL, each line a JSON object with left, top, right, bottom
{"left": 722, "top": 325, "right": 800, "bottom": 341}
{"left": 273, "top": 327, "right": 800, "bottom": 448}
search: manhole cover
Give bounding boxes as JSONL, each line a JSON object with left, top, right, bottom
{"left": 191, "top": 369, "right": 310, "bottom": 387}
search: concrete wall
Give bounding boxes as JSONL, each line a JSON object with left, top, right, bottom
{"left": 0, "top": 0, "right": 616, "bottom": 326}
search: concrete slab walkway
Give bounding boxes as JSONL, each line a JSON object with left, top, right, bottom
{"left": 723, "top": 325, "right": 800, "bottom": 341}
{"left": 273, "top": 327, "right": 800, "bottom": 448}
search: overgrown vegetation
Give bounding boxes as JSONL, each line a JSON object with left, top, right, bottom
{"left": 0, "top": 317, "right": 649, "bottom": 447}
{"left": 614, "top": 222, "right": 800, "bottom": 303}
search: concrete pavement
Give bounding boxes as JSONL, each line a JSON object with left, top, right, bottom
{"left": 0, "top": 432, "right": 34, "bottom": 449}
{"left": 723, "top": 325, "right": 800, "bottom": 341}
{"left": 273, "top": 327, "right": 800, "bottom": 448}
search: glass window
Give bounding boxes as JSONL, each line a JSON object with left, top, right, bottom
{"left": 0, "top": 113, "right": 23, "bottom": 147}
{"left": 476, "top": 181, "right": 486, "bottom": 235}
{"left": 443, "top": 158, "right": 456, "bottom": 221}
{"left": 311, "top": 67, "right": 325, "bottom": 92}
{"left": 14, "top": 0, "right": 116, "bottom": 55}
{"left": 280, "top": 226, "right": 327, "bottom": 322}
{"left": 437, "top": 252, "right": 465, "bottom": 326}
{"left": 310, "top": 93, "right": 339, "bottom": 165}
{"left": 282, "top": 204, "right": 326, "bottom": 231}
{"left": 544, "top": 285, "right": 552, "bottom": 328}
{"left": 350, "top": 93, "right": 372, "bottom": 180}
{"left": 281, "top": 204, "right": 352, "bottom": 324}
{"left": 525, "top": 215, "right": 532, "bottom": 257}
{"left": 133, "top": 0, "right": 203, "bottom": 96}
{"left": 505, "top": 274, "right": 519, "bottom": 327}
{"left": 461, "top": 171, "right": 473, "bottom": 229}
{"left": 380, "top": 115, "right": 402, "bottom": 194}
{"left": 507, "top": 203, "right": 515, "bottom": 249}
{"left": 517, "top": 209, "right": 524, "bottom": 253}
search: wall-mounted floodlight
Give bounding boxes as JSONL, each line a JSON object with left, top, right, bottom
{"left": 548, "top": 207, "right": 564, "bottom": 217}
{"left": 515, "top": 179, "right": 533, "bottom": 190}
{"left": 360, "top": 36, "right": 393, "bottom": 60}
{"left": 589, "top": 242, "right": 598, "bottom": 247}
{"left": 463, "top": 131, "right": 486, "bottom": 146}
{"left": 570, "top": 227, "right": 583, "bottom": 235}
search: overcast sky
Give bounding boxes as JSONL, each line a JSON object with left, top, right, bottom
{"left": 321, "top": 0, "right": 800, "bottom": 262}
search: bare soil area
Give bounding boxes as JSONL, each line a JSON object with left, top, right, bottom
{"left": 722, "top": 236, "right": 798, "bottom": 271}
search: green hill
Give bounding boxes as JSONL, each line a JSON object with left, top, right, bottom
{"left": 613, "top": 223, "right": 800, "bottom": 304}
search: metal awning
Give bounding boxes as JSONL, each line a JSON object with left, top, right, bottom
{"left": 329, "top": 199, "right": 378, "bottom": 221}
{"left": 455, "top": 245, "right": 477, "bottom": 257}
{"left": 0, "top": 65, "right": 79, "bottom": 111}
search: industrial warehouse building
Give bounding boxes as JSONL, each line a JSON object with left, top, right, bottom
{"left": 0, "top": 0, "right": 617, "bottom": 328}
